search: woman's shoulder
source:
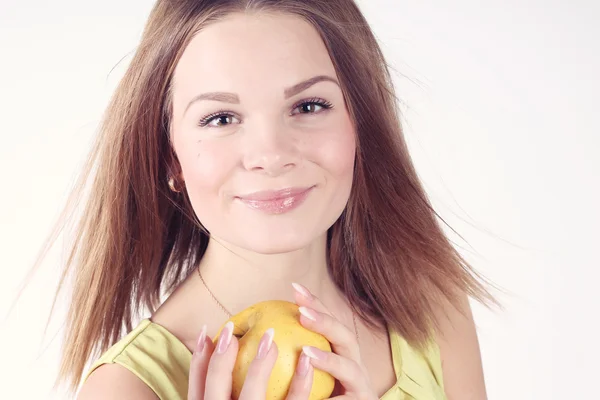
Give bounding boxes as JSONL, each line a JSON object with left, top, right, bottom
{"left": 77, "top": 363, "right": 159, "bottom": 400}
{"left": 79, "top": 319, "right": 192, "bottom": 400}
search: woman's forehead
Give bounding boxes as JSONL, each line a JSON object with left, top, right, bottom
{"left": 171, "top": 12, "right": 337, "bottom": 104}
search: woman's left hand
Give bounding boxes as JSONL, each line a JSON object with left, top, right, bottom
{"left": 292, "top": 282, "right": 379, "bottom": 400}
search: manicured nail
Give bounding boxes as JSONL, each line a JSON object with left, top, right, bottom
{"left": 298, "top": 306, "right": 318, "bottom": 322}
{"left": 296, "top": 352, "right": 311, "bottom": 377}
{"left": 292, "top": 282, "right": 312, "bottom": 299}
{"left": 216, "top": 321, "right": 234, "bottom": 354}
{"left": 302, "top": 346, "right": 326, "bottom": 361}
{"left": 256, "top": 328, "right": 275, "bottom": 359}
{"left": 195, "top": 324, "right": 207, "bottom": 354}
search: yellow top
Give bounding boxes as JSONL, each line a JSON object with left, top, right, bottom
{"left": 83, "top": 319, "right": 446, "bottom": 399}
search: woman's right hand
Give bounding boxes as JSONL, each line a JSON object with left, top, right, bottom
{"left": 188, "top": 321, "right": 314, "bottom": 400}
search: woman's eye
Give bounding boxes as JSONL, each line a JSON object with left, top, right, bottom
{"left": 197, "top": 98, "right": 333, "bottom": 128}
{"left": 292, "top": 99, "right": 333, "bottom": 116}
{"left": 198, "top": 112, "right": 239, "bottom": 128}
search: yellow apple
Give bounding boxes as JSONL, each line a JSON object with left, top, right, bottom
{"left": 212, "top": 300, "right": 335, "bottom": 400}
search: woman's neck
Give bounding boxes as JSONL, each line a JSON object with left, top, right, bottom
{"left": 151, "top": 232, "right": 356, "bottom": 350}
{"left": 197, "top": 233, "right": 346, "bottom": 315}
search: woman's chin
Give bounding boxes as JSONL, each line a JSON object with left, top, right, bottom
{"left": 234, "top": 232, "right": 317, "bottom": 255}
{"left": 240, "top": 241, "right": 307, "bottom": 255}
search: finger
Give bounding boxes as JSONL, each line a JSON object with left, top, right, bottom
{"left": 297, "top": 306, "right": 360, "bottom": 362}
{"left": 286, "top": 351, "right": 314, "bottom": 400}
{"left": 204, "top": 321, "right": 239, "bottom": 400}
{"left": 188, "top": 325, "right": 215, "bottom": 400}
{"left": 291, "top": 283, "right": 333, "bottom": 317}
{"left": 302, "top": 346, "right": 369, "bottom": 395}
{"left": 239, "top": 328, "right": 279, "bottom": 400}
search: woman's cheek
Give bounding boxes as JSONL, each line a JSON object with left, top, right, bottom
{"left": 179, "top": 140, "right": 239, "bottom": 193}
{"left": 310, "top": 126, "right": 356, "bottom": 177}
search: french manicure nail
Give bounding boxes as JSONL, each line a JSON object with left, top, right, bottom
{"left": 216, "top": 321, "right": 234, "bottom": 354}
{"left": 296, "top": 352, "right": 311, "bottom": 377}
{"left": 302, "top": 346, "right": 326, "bottom": 361}
{"left": 298, "top": 306, "right": 318, "bottom": 322}
{"left": 195, "top": 324, "right": 207, "bottom": 354}
{"left": 256, "top": 328, "right": 275, "bottom": 359}
{"left": 291, "top": 282, "right": 312, "bottom": 299}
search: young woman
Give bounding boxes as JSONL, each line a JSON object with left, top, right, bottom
{"left": 52, "top": 0, "right": 495, "bottom": 399}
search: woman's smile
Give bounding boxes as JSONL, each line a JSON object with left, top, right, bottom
{"left": 234, "top": 185, "right": 316, "bottom": 214}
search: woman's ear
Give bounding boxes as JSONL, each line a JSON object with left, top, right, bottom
{"left": 166, "top": 148, "right": 185, "bottom": 193}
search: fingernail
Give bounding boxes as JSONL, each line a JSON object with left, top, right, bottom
{"left": 291, "top": 282, "right": 312, "bottom": 299}
{"left": 256, "top": 328, "right": 275, "bottom": 359}
{"left": 298, "top": 306, "right": 318, "bottom": 322}
{"left": 216, "top": 321, "right": 233, "bottom": 354}
{"left": 296, "top": 352, "right": 311, "bottom": 377}
{"left": 195, "top": 324, "right": 207, "bottom": 354}
{"left": 302, "top": 346, "right": 326, "bottom": 361}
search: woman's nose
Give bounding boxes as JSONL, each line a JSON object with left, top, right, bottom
{"left": 242, "top": 123, "right": 301, "bottom": 177}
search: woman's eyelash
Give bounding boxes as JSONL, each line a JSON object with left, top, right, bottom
{"left": 291, "top": 97, "right": 334, "bottom": 114}
{"left": 197, "top": 97, "right": 334, "bottom": 128}
{"left": 198, "top": 111, "right": 236, "bottom": 128}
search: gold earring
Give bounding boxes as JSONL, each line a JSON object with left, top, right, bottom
{"left": 168, "top": 177, "right": 181, "bottom": 193}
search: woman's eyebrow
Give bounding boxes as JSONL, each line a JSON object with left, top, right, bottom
{"left": 283, "top": 75, "right": 339, "bottom": 99}
{"left": 183, "top": 74, "right": 339, "bottom": 116}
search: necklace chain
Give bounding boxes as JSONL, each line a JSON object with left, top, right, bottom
{"left": 197, "top": 267, "right": 359, "bottom": 342}
{"left": 197, "top": 267, "right": 234, "bottom": 318}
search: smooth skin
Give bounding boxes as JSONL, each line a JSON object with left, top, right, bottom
{"left": 187, "top": 319, "right": 313, "bottom": 400}
{"left": 79, "top": 287, "right": 486, "bottom": 399}
{"left": 79, "top": 282, "right": 377, "bottom": 400}
{"left": 77, "top": 10, "right": 487, "bottom": 400}
{"left": 182, "top": 284, "right": 378, "bottom": 400}
{"left": 291, "top": 283, "right": 378, "bottom": 399}
{"left": 187, "top": 281, "right": 380, "bottom": 399}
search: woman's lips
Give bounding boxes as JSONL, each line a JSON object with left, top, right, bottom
{"left": 236, "top": 186, "right": 315, "bottom": 214}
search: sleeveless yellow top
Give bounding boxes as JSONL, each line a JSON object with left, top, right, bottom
{"left": 83, "top": 319, "right": 446, "bottom": 399}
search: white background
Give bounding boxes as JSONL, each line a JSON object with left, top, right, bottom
{"left": 1, "top": 0, "right": 598, "bottom": 398}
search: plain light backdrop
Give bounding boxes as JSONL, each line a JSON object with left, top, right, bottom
{"left": 1, "top": 0, "right": 598, "bottom": 398}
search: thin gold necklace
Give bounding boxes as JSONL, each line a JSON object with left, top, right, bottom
{"left": 197, "top": 267, "right": 360, "bottom": 343}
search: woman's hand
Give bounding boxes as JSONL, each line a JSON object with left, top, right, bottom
{"left": 292, "top": 283, "right": 379, "bottom": 400}
{"left": 188, "top": 320, "right": 314, "bottom": 400}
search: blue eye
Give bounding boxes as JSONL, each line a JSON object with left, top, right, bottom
{"left": 197, "top": 97, "right": 334, "bottom": 128}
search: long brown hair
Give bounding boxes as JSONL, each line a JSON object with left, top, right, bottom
{"left": 42, "top": 0, "right": 497, "bottom": 394}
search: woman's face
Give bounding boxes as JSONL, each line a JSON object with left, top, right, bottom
{"left": 170, "top": 12, "right": 356, "bottom": 254}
